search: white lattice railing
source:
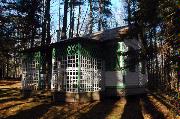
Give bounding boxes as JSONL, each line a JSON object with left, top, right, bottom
{"left": 21, "top": 76, "right": 39, "bottom": 90}
{"left": 51, "top": 55, "right": 102, "bottom": 93}
{"left": 51, "top": 72, "right": 64, "bottom": 91}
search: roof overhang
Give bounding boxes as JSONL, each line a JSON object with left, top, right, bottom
{"left": 82, "top": 26, "right": 130, "bottom": 41}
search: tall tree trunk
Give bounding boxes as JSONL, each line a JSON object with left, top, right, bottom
{"left": 46, "top": 0, "right": 51, "bottom": 44}
{"left": 61, "top": 0, "right": 68, "bottom": 39}
{"left": 98, "top": 0, "right": 103, "bottom": 31}
{"left": 76, "top": 3, "right": 81, "bottom": 36}
{"left": 31, "top": 25, "right": 35, "bottom": 47}
{"left": 30, "top": 0, "right": 38, "bottom": 48}
{"left": 153, "top": 27, "right": 159, "bottom": 90}
{"left": 71, "top": 5, "right": 75, "bottom": 37}
{"left": 40, "top": 0, "right": 51, "bottom": 89}
{"left": 88, "top": 0, "right": 93, "bottom": 34}
{"left": 69, "top": 0, "right": 74, "bottom": 38}
{"left": 59, "top": 0, "right": 61, "bottom": 34}
{"left": 45, "top": 0, "right": 51, "bottom": 89}
{"left": 69, "top": 0, "right": 72, "bottom": 38}
{"left": 41, "top": 0, "right": 46, "bottom": 46}
{"left": 127, "top": 0, "right": 131, "bottom": 26}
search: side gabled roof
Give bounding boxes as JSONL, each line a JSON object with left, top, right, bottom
{"left": 82, "top": 26, "right": 129, "bottom": 41}
{"left": 20, "top": 37, "right": 101, "bottom": 53}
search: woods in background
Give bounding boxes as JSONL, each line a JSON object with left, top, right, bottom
{"left": 0, "top": 0, "right": 51, "bottom": 78}
{"left": 0, "top": 0, "right": 179, "bottom": 99}
{"left": 0, "top": 0, "right": 179, "bottom": 113}
{"left": 125, "top": 0, "right": 179, "bottom": 112}
{"left": 0, "top": 0, "right": 113, "bottom": 79}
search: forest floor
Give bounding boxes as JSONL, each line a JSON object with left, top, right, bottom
{"left": 0, "top": 80, "right": 180, "bottom": 119}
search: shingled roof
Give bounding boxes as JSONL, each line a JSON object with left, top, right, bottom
{"left": 82, "top": 26, "right": 129, "bottom": 41}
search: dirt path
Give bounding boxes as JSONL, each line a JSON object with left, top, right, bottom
{"left": 0, "top": 80, "right": 179, "bottom": 119}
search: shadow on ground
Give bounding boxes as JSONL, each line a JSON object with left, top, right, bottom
{"left": 121, "top": 94, "right": 166, "bottom": 119}
{"left": 121, "top": 95, "right": 144, "bottom": 119}
{"left": 78, "top": 97, "right": 120, "bottom": 119}
{"left": 5, "top": 104, "right": 52, "bottom": 119}
{"left": 141, "top": 95, "right": 165, "bottom": 119}
{"left": 0, "top": 80, "right": 172, "bottom": 119}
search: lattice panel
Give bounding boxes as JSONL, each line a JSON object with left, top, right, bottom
{"left": 66, "top": 68, "right": 78, "bottom": 92}
{"left": 79, "top": 56, "right": 102, "bottom": 92}
{"left": 51, "top": 43, "right": 102, "bottom": 93}
{"left": 51, "top": 54, "right": 102, "bottom": 93}
{"left": 51, "top": 55, "right": 79, "bottom": 93}
{"left": 22, "top": 52, "right": 41, "bottom": 90}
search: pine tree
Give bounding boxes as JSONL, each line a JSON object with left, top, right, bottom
{"left": 61, "top": 0, "right": 68, "bottom": 39}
